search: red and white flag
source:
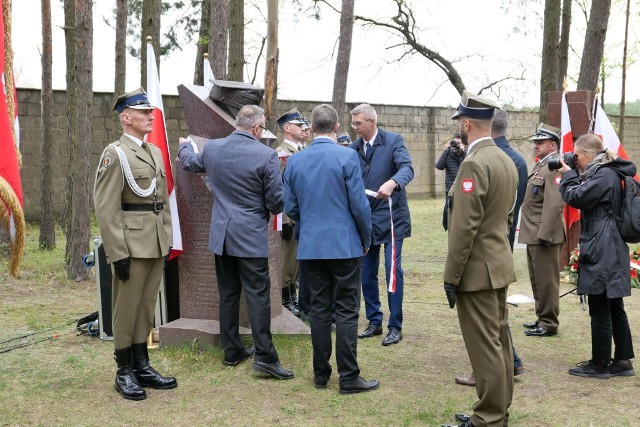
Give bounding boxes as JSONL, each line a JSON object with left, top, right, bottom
{"left": 593, "top": 103, "right": 632, "bottom": 160}
{"left": 146, "top": 42, "right": 183, "bottom": 259}
{"left": 560, "top": 92, "right": 580, "bottom": 229}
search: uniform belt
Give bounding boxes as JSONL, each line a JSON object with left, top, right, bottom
{"left": 122, "top": 202, "right": 164, "bottom": 214}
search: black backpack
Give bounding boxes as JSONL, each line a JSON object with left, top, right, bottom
{"left": 612, "top": 172, "right": 640, "bottom": 243}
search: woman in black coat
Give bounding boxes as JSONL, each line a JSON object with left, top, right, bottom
{"left": 558, "top": 134, "right": 636, "bottom": 378}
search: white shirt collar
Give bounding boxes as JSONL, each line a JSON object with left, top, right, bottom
{"left": 284, "top": 138, "right": 304, "bottom": 152}
{"left": 364, "top": 129, "right": 378, "bottom": 146}
{"left": 124, "top": 133, "right": 144, "bottom": 147}
{"left": 539, "top": 151, "right": 558, "bottom": 163}
{"left": 466, "top": 136, "right": 492, "bottom": 153}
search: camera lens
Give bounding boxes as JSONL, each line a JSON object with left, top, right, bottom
{"left": 548, "top": 157, "right": 561, "bottom": 171}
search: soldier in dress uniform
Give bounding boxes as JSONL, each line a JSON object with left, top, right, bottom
{"left": 93, "top": 88, "right": 176, "bottom": 401}
{"left": 275, "top": 108, "right": 308, "bottom": 316}
{"left": 518, "top": 123, "right": 567, "bottom": 337}
{"left": 442, "top": 91, "right": 518, "bottom": 427}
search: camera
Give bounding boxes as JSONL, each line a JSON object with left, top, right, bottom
{"left": 449, "top": 139, "right": 459, "bottom": 149}
{"left": 548, "top": 152, "right": 575, "bottom": 171}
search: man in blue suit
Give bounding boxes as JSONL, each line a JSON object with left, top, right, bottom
{"left": 284, "top": 104, "right": 379, "bottom": 394}
{"left": 178, "top": 105, "right": 294, "bottom": 380}
{"left": 348, "top": 103, "right": 414, "bottom": 346}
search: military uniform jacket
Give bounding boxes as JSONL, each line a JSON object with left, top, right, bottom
{"left": 275, "top": 140, "right": 300, "bottom": 226}
{"left": 518, "top": 155, "right": 566, "bottom": 244}
{"left": 93, "top": 135, "right": 173, "bottom": 263}
{"left": 444, "top": 138, "right": 518, "bottom": 291}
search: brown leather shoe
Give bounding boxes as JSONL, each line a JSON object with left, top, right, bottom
{"left": 454, "top": 372, "right": 475, "bottom": 386}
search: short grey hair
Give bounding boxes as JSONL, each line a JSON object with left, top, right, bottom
{"left": 349, "top": 103, "right": 377, "bottom": 121}
{"left": 236, "top": 105, "right": 265, "bottom": 130}
{"left": 491, "top": 109, "right": 508, "bottom": 136}
{"left": 311, "top": 104, "right": 338, "bottom": 134}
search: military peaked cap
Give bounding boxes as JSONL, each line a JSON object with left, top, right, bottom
{"left": 451, "top": 90, "right": 500, "bottom": 120}
{"left": 277, "top": 108, "right": 307, "bottom": 126}
{"left": 112, "top": 88, "right": 155, "bottom": 113}
{"left": 531, "top": 123, "right": 561, "bottom": 143}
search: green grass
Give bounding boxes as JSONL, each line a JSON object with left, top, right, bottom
{"left": 1, "top": 199, "right": 640, "bottom": 426}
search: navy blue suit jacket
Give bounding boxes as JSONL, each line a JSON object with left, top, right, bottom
{"left": 284, "top": 137, "right": 372, "bottom": 260}
{"left": 494, "top": 135, "right": 528, "bottom": 249}
{"left": 349, "top": 128, "right": 414, "bottom": 245}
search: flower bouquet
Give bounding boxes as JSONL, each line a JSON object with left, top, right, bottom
{"left": 630, "top": 248, "right": 640, "bottom": 289}
{"left": 565, "top": 245, "right": 580, "bottom": 284}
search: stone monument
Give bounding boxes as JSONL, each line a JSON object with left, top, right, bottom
{"left": 159, "top": 83, "right": 309, "bottom": 347}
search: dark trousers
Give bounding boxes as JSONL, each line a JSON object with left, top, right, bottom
{"left": 362, "top": 239, "right": 404, "bottom": 329}
{"left": 298, "top": 261, "right": 310, "bottom": 313}
{"left": 301, "top": 258, "right": 362, "bottom": 384}
{"left": 442, "top": 195, "right": 450, "bottom": 231}
{"left": 214, "top": 253, "right": 278, "bottom": 363}
{"left": 588, "top": 292, "right": 635, "bottom": 365}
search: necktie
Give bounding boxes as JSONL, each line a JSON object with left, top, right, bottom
{"left": 365, "top": 141, "right": 372, "bottom": 155}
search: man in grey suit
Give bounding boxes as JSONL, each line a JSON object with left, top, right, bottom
{"left": 178, "top": 105, "right": 294, "bottom": 380}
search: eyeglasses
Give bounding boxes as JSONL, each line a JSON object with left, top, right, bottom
{"left": 350, "top": 118, "right": 373, "bottom": 128}
{"left": 256, "top": 124, "right": 267, "bottom": 132}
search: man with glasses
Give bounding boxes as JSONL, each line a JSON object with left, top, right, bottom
{"left": 275, "top": 108, "right": 308, "bottom": 317}
{"left": 348, "top": 103, "right": 414, "bottom": 346}
{"left": 178, "top": 105, "right": 294, "bottom": 380}
{"left": 518, "top": 123, "right": 566, "bottom": 338}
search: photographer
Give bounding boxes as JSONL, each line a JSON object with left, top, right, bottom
{"left": 435, "top": 132, "right": 465, "bottom": 230}
{"left": 518, "top": 123, "right": 566, "bottom": 338}
{"left": 558, "top": 134, "right": 636, "bottom": 378}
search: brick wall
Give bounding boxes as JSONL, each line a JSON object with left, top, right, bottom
{"left": 16, "top": 88, "right": 640, "bottom": 220}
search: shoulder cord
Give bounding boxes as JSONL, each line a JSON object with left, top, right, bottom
{"left": 114, "top": 146, "right": 157, "bottom": 198}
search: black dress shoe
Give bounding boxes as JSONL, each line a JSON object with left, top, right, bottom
{"left": 523, "top": 320, "right": 539, "bottom": 329}
{"left": 453, "top": 412, "right": 507, "bottom": 427}
{"left": 223, "top": 346, "right": 255, "bottom": 366}
{"left": 282, "top": 298, "right": 300, "bottom": 316}
{"left": 382, "top": 327, "right": 402, "bottom": 346}
{"left": 314, "top": 376, "right": 329, "bottom": 389}
{"left": 339, "top": 376, "right": 380, "bottom": 394}
{"left": 358, "top": 323, "right": 383, "bottom": 339}
{"left": 252, "top": 360, "right": 295, "bottom": 380}
{"left": 524, "top": 325, "right": 556, "bottom": 337}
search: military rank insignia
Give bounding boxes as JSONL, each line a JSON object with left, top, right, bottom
{"left": 462, "top": 179, "right": 474, "bottom": 193}
{"left": 102, "top": 156, "right": 112, "bottom": 168}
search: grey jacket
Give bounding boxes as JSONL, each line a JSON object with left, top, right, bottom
{"left": 178, "top": 130, "right": 283, "bottom": 258}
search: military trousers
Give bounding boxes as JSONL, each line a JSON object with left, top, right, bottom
{"left": 112, "top": 257, "right": 164, "bottom": 350}
{"left": 526, "top": 243, "right": 562, "bottom": 333}
{"left": 280, "top": 230, "right": 299, "bottom": 295}
{"left": 457, "top": 287, "right": 513, "bottom": 427}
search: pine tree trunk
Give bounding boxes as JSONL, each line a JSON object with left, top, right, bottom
{"left": 193, "top": 0, "right": 211, "bottom": 85}
{"left": 539, "top": 0, "right": 561, "bottom": 124}
{"left": 66, "top": 0, "right": 92, "bottom": 281}
{"left": 39, "top": 0, "right": 55, "bottom": 249}
{"left": 557, "top": 0, "right": 572, "bottom": 90}
{"left": 619, "top": 0, "right": 631, "bottom": 141}
{"left": 577, "top": 0, "right": 612, "bottom": 92}
{"left": 114, "top": 0, "right": 127, "bottom": 139}
{"left": 264, "top": 0, "right": 278, "bottom": 126}
{"left": 332, "top": 0, "right": 355, "bottom": 125}
{"left": 210, "top": 0, "right": 229, "bottom": 80}
{"left": 227, "top": 0, "right": 244, "bottom": 82}
{"left": 60, "top": 0, "right": 75, "bottom": 235}
{"left": 141, "top": 0, "right": 161, "bottom": 88}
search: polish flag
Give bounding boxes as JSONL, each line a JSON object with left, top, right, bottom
{"left": 146, "top": 42, "right": 182, "bottom": 259}
{"left": 0, "top": 1, "right": 25, "bottom": 277}
{"left": 593, "top": 103, "right": 632, "bottom": 160}
{"left": 561, "top": 92, "right": 580, "bottom": 229}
